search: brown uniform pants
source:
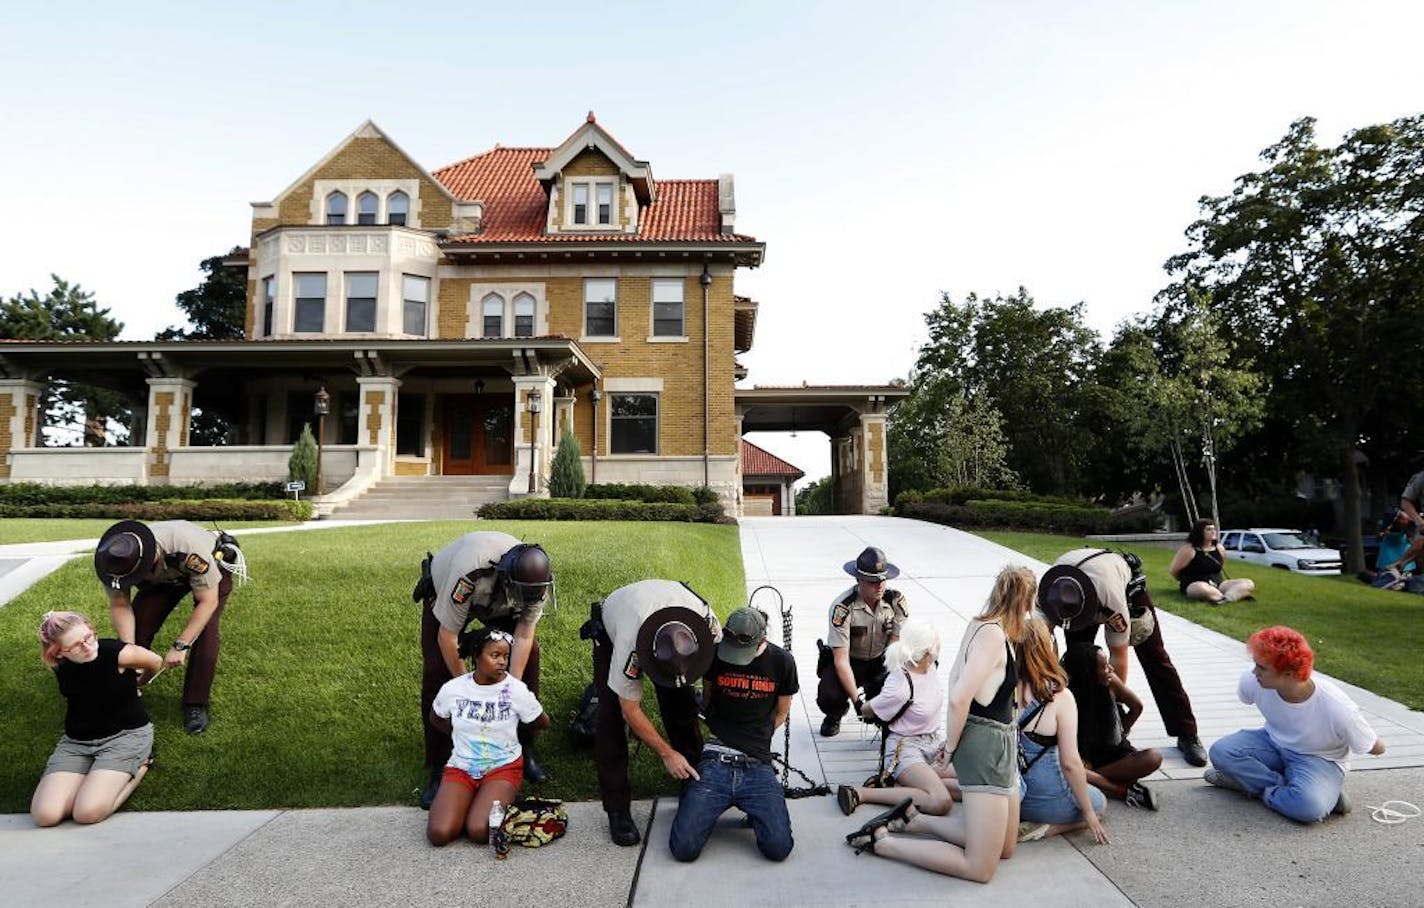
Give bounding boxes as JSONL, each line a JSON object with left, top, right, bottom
{"left": 132, "top": 568, "right": 232, "bottom": 707}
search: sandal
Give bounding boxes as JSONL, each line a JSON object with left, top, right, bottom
{"left": 836, "top": 784, "right": 861, "bottom": 816}
{"left": 863, "top": 796, "right": 914, "bottom": 833}
{"left": 845, "top": 826, "right": 881, "bottom": 855}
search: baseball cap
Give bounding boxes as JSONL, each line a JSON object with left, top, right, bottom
{"left": 718, "top": 606, "right": 767, "bottom": 665}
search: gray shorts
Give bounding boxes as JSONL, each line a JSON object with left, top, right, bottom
{"left": 44, "top": 724, "right": 154, "bottom": 777}
{"left": 952, "top": 714, "right": 1017, "bottom": 796}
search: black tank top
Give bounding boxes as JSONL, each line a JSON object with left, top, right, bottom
{"left": 966, "top": 623, "right": 1017, "bottom": 724}
{"left": 1180, "top": 547, "right": 1224, "bottom": 588}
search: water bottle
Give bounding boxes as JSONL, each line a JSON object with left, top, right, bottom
{"left": 489, "top": 799, "right": 509, "bottom": 860}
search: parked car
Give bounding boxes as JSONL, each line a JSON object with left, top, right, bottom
{"left": 1220, "top": 529, "right": 1342, "bottom": 575}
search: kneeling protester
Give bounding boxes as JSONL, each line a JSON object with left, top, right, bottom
{"left": 668, "top": 607, "right": 799, "bottom": 862}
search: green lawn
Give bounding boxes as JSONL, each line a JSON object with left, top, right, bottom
{"left": 0, "top": 520, "right": 745, "bottom": 812}
{"left": 976, "top": 530, "right": 1424, "bottom": 710}
{"left": 0, "top": 518, "right": 302, "bottom": 545}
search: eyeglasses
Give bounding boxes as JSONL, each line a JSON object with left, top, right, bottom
{"left": 60, "top": 631, "right": 96, "bottom": 656}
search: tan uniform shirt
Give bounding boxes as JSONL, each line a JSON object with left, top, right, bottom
{"left": 1055, "top": 548, "right": 1131, "bottom": 647}
{"left": 602, "top": 579, "right": 714, "bottom": 702}
{"left": 826, "top": 586, "right": 909, "bottom": 660}
{"left": 101, "top": 520, "right": 222, "bottom": 596}
{"left": 429, "top": 531, "right": 543, "bottom": 634}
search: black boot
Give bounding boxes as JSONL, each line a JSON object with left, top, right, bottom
{"left": 608, "top": 809, "right": 641, "bottom": 846}
{"left": 420, "top": 768, "right": 441, "bottom": 810}
{"left": 522, "top": 749, "right": 550, "bottom": 784}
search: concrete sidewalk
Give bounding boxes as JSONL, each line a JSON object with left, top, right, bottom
{"left": 3, "top": 515, "right": 1421, "bottom": 907}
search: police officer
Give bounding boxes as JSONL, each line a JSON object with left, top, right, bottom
{"left": 817, "top": 546, "right": 909, "bottom": 737}
{"left": 592, "top": 579, "right": 719, "bottom": 846}
{"left": 94, "top": 520, "right": 238, "bottom": 735}
{"left": 1038, "top": 548, "right": 1208, "bottom": 767}
{"left": 416, "top": 531, "right": 554, "bottom": 807}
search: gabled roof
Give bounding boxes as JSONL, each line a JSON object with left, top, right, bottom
{"left": 741, "top": 439, "right": 804, "bottom": 479}
{"left": 532, "top": 112, "right": 655, "bottom": 204}
{"left": 253, "top": 120, "right": 460, "bottom": 210}
{"left": 433, "top": 150, "right": 758, "bottom": 245}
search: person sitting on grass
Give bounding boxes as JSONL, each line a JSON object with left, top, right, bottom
{"left": 837, "top": 619, "right": 956, "bottom": 819}
{"left": 427, "top": 628, "right": 550, "bottom": 846}
{"left": 1169, "top": 518, "right": 1255, "bottom": 604}
{"left": 1205, "top": 626, "right": 1385, "bottom": 823}
{"left": 31, "top": 611, "right": 161, "bottom": 828}
{"left": 843, "top": 566, "right": 1030, "bottom": 884}
{"left": 1015, "top": 620, "right": 1109, "bottom": 845}
{"left": 1061, "top": 642, "right": 1163, "bottom": 810}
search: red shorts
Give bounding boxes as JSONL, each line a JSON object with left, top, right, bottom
{"left": 442, "top": 758, "right": 523, "bottom": 793}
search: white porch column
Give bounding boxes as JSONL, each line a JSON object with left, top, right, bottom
{"left": 357, "top": 376, "right": 402, "bottom": 477}
{"left": 144, "top": 377, "right": 195, "bottom": 482}
{"left": 0, "top": 379, "right": 44, "bottom": 480}
{"left": 511, "top": 374, "right": 556, "bottom": 496}
{"left": 859, "top": 412, "right": 889, "bottom": 514}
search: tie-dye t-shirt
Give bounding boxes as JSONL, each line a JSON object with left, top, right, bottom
{"left": 432, "top": 673, "right": 543, "bottom": 778}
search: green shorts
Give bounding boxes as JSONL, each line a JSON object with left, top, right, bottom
{"left": 952, "top": 714, "right": 1016, "bottom": 796}
{"left": 44, "top": 723, "right": 153, "bottom": 778}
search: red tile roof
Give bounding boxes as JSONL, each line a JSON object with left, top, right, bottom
{"left": 431, "top": 148, "right": 757, "bottom": 245}
{"left": 741, "top": 439, "right": 804, "bottom": 479}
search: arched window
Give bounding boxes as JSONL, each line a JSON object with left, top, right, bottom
{"left": 387, "top": 190, "right": 409, "bottom": 226}
{"left": 482, "top": 293, "right": 505, "bottom": 338}
{"left": 513, "top": 293, "right": 535, "bottom": 337}
{"left": 357, "top": 191, "right": 378, "bottom": 225}
{"left": 326, "top": 192, "right": 348, "bottom": 225}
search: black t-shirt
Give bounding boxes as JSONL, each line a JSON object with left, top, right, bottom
{"left": 702, "top": 643, "right": 799, "bottom": 763}
{"left": 54, "top": 638, "right": 149, "bottom": 740}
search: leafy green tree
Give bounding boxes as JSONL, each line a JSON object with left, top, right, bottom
{"left": 548, "top": 430, "right": 587, "bottom": 498}
{"left": 288, "top": 424, "right": 318, "bottom": 493}
{"left": 157, "top": 252, "right": 248, "bottom": 340}
{"left": 795, "top": 475, "right": 834, "bottom": 515}
{"left": 1161, "top": 115, "right": 1424, "bottom": 569}
{"left": 0, "top": 275, "right": 129, "bottom": 445}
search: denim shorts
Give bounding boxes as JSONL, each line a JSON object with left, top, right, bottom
{"left": 953, "top": 714, "right": 1016, "bottom": 796}
{"left": 1018, "top": 739, "right": 1105, "bottom": 825}
{"left": 44, "top": 723, "right": 154, "bottom": 777}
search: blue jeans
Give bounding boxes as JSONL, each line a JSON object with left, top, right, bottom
{"left": 668, "top": 751, "right": 794, "bottom": 862}
{"left": 1018, "top": 739, "right": 1104, "bottom": 825}
{"left": 1209, "top": 727, "right": 1345, "bottom": 823}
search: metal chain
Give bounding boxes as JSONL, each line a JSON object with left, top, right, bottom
{"left": 748, "top": 584, "right": 830, "bottom": 799}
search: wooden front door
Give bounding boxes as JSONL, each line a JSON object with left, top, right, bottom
{"left": 443, "top": 395, "right": 514, "bottom": 475}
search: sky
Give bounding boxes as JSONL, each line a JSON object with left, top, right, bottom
{"left": 3, "top": 0, "right": 1421, "bottom": 484}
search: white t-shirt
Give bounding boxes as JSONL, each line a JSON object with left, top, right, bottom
{"left": 432, "top": 673, "right": 543, "bottom": 777}
{"left": 1238, "top": 671, "right": 1378, "bottom": 767}
{"left": 869, "top": 666, "right": 945, "bottom": 736}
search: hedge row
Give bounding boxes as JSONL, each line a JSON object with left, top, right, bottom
{"left": 0, "top": 499, "right": 313, "bottom": 521}
{"left": 478, "top": 498, "right": 725, "bottom": 523}
{"left": 0, "top": 482, "right": 288, "bottom": 505}
{"left": 895, "top": 486, "right": 1092, "bottom": 509}
{"left": 899, "top": 500, "right": 1157, "bottom": 535}
{"left": 583, "top": 483, "right": 697, "bottom": 505}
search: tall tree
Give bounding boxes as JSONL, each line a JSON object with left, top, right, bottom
{"left": 157, "top": 252, "right": 247, "bottom": 340}
{"left": 1161, "top": 115, "right": 1424, "bottom": 569}
{"left": 0, "top": 275, "right": 128, "bottom": 445}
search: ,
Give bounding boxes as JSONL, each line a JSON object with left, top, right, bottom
{"left": 1220, "top": 529, "right": 1342, "bottom": 576}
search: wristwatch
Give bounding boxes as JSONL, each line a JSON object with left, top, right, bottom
{"left": 172, "top": 640, "right": 191, "bottom": 652}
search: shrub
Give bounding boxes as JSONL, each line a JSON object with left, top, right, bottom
{"left": 907, "top": 486, "right": 1093, "bottom": 508}
{"left": 583, "top": 483, "right": 696, "bottom": 505}
{"left": 478, "top": 498, "right": 715, "bottom": 522}
{"left": 0, "top": 482, "right": 287, "bottom": 504}
{"left": 0, "top": 499, "right": 312, "bottom": 521}
{"left": 899, "top": 500, "right": 1157, "bottom": 535}
{"left": 548, "top": 431, "right": 587, "bottom": 499}
{"left": 691, "top": 485, "right": 719, "bottom": 506}
{"left": 288, "top": 424, "right": 318, "bottom": 492}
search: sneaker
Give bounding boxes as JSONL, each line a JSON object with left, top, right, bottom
{"left": 1017, "top": 821, "right": 1050, "bottom": 842}
{"left": 836, "top": 784, "right": 861, "bottom": 816}
{"left": 608, "top": 809, "right": 641, "bottom": 847}
{"left": 521, "top": 751, "right": 550, "bottom": 785}
{"left": 1177, "top": 734, "right": 1208, "bottom": 767}
{"left": 820, "top": 715, "right": 842, "bottom": 738}
{"left": 1203, "top": 768, "right": 1248, "bottom": 795}
{"left": 1124, "top": 781, "right": 1159, "bottom": 811}
{"left": 183, "top": 705, "right": 209, "bottom": 735}
{"left": 1332, "top": 789, "right": 1351, "bottom": 816}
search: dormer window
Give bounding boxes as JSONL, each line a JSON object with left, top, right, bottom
{"left": 357, "top": 191, "right": 378, "bottom": 225}
{"left": 569, "top": 179, "right": 616, "bottom": 227}
{"left": 326, "top": 192, "right": 348, "bottom": 225}
{"left": 388, "top": 191, "right": 409, "bottom": 226}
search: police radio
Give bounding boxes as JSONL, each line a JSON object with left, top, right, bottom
{"left": 213, "top": 530, "right": 241, "bottom": 566}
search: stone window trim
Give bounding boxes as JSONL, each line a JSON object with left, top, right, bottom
{"left": 293, "top": 272, "right": 327, "bottom": 333}
{"left": 344, "top": 271, "right": 379, "bottom": 333}
{"left": 565, "top": 177, "right": 619, "bottom": 230}
{"left": 356, "top": 191, "right": 379, "bottom": 226}
{"left": 402, "top": 274, "right": 429, "bottom": 337}
{"left": 582, "top": 277, "right": 618, "bottom": 341}
{"left": 326, "top": 191, "right": 348, "bottom": 226}
{"left": 310, "top": 178, "right": 422, "bottom": 228}
{"left": 649, "top": 277, "right": 688, "bottom": 341}
{"left": 608, "top": 390, "right": 659, "bottom": 456}
{"left": 467, "top": 284, "right": 548, "bottom": 339}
